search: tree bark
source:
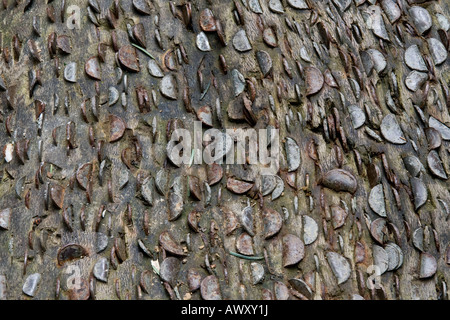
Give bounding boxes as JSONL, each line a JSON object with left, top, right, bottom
{"left": 0, "top": 0, "right": 448, "bottom": 300}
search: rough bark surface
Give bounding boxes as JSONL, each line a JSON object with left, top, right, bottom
{"left": 0, "top": 0, "right": 449, "bottom": 300}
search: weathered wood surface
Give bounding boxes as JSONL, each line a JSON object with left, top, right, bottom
{"left": 0, "top": 0, "right": 449, "bottom": 300}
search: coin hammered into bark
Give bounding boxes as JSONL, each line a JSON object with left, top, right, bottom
{"left": 233, "top": 29, "right": 252, "bottom": 52}
{"left": 148, "top": 59, "right": 164, "bottom": 78}
{"left": 133, "top": 23, "right": 147, "bottom": 48}
{"left": 0, "top": 208, "right": 11, "bottom": 230}
{"left": 370, "top": 218, "right": 386, "bottom": 245}
{"left": 248, "top": 0, "right": 263, "bottom": 13}
{"left": 261, "top": 288, "right": 273, "bottom": 300}
{"left": 1, "top": 0, "right": 450, "bottom": 301}
{"left": 23, "top": 273, "right": 41, "bottom": 297}
{"left": 50, "top": 184, "right": 65, "bottom": 209}
{"left": 381, "top": 0, "right": 401, "bottom": 23}
{"left": 385, "top": 242, "right": 403, "bottom": 271}
{"left": 200, "top": 275, "right": 221, "bottom": 300}
{"left": 380, "top": 114, "right": 406, "bottom": 145}
{"left": 251, "top": 262, "right": 265, "bottom": 284}
{"left": 413, "top": 227, "right": 424, "bottom": 252}
{"left": 331, "top": 205, "right": 348, "bottom": 229}
{"left": 139, "top": 270, "right": 153, "bottom": 294}
{"left": 287, "top": 0, "right": 308, "bottom": 9}
{"left": 236, "top": 232, "right": 254, "bottom": 256}
{"left": 305, "top": 66, "right": 324, "bottom": 96}
{"left": 199, "top": 9, "right": 216, "bottom": 32}
{"left": 321, "top": 169, "right": 357, "bottom": 194}
{"left": 108, "top": 87, "right": 119, "bottom": 106}
{"left": 256, "top": 50, "right": 272, "bottom": 77}
{"left": 140, "top": 177, "right": 153, "bottom": 206}
{"left": 289, "top": 278, "right": 313, "bottom": 300}
{"left": 57, "top": 244, "right": 88, "bottom": 266}
{"left": 88, "top": 0, "right": 100, "bottom": 13}
{"left": 197, "top": 105, "right": 213, "bottom": 127}
{"left": 285, "top": 137, "right": 300, "bottom": 172}
{"left": 224, "top": 208, "right": 239, "bottom": 235}
{"left": 361, "top": 50, "right": 374, "bottom": 75}
{"left": 369, "top": 184, "right": 387, "bottom": 217}
{"left": 64, "top": 62, "right": 77, "bottom": 83}
{"left": 326, "top": 252, "right": 351, "bottom": 285}
{"left": 137, "top": 239, "right": 152, "bottom": 257}
{"left": 109, "top": 114, "right": 126, "bottom": 142}
{"left": 405, "top": 71, "right": 428, "bottom": 92}
{"left": 410, "top": 177, "right": 427, "bottom": 210}
{"left": 404, "top": 155, "right": 423, "bottom": 177}
{"left": 282, "top": 234, "right": 305, "bottom": 267}
{"left": 207, "top": 163, "right": 223, "bottom": 185}
{"left": 429, "top": 117, "right": 450, "bottom": 141}
{"left": 196, "top": 32, "right": 211, "bottom": 52}
{"left": 85, "top": 57, "right": 101, "bottom": 80}
{"left": 160, "top": 257, "right": 180, "bottom": 286}
{"left": 114, "top": 237, "right": 128, "bottom": 262}
{"left": 232, "top": 69, "right": 246, "bottom": 97}
{"left": 263, "top": 208, "right": 282, "bottom": 239}
{"left": 427, "top": 150, "right": 448, "bottom": 180}
{"left": 349, "top": 105, "right": 365, "bottom": 129}
{"left": 373, "top": 244, "right": 389, "bottom": 275}
{"left": 132, "top": 0, "right": 150, "bottom": 15}
{"left": 409, "top": 6, "right": 432, "bottom": 35}
{"left": 334, "top": 0, "right": 351, "bottom": 11}
{"left": 420, "top": 252, "right": 437, "bottom": 279}
{"left": 4, "top": 143, "right": 14, "bottom": 163}
{"left": 367, "top": 49, "right": 387, "bottom": 74}
{"left": 187, "top": 209, "right": 200, "bottom": 233}
{"left": 188, "top": 176, "right": 202, "bottom": 201}
{"left": 404, "top": 45, "right": 427, "bottom": 72}
{"left": 274, "top": 281, "right": 289, "bottom": 300}
{"left": 367, "top": 5, "right": 389, "bottom": 40}
{"left": 355, "top": 242, "right": 366, "bottom": 264}
{"left": 169, "top": 182, "right": 184, "bottom": 220}
{"left": 427, "top": 38, "right": 448, "bottom": 65}
{"left": 159, "top": 230, "right": 186, "bottom": 256}
{"left": 95, "top": 233, "right": 109, "bottom": 253}
{"left": 93, "top": 257, "right": 109, "bottom": 283}
{"left": 155, "top": 169, "right": 169, "bottom": 196}
{"left": 323, "top": 69, "right": 338, "bottom": 88}
{"left": 226, "top": 178, "right": 253, "bottom": 194}
{"left": 188, "top": 268, "right": 202, "bottom": 292}
{"left": 269, "top": 0, "right": 284, "bottom": 13}
{"left": 271, "top": 175, "right": 284, "bottom": 201}
{"left": 263, "top": 28, "right": 278, "bottom": 47}
{"left": 160, "top": 74, "right": 178, "bottom": 100}
{"left": 425, "top": 128, "right": 442, "bottom": 150}
{"left": 118, "top": 45, "right": 140, "bottom": 72}
{"left": 303, "top": 215, "right": 318, "bottom": 245}
{"left": 261, "top": 175, "right": 276, "bottom": 196}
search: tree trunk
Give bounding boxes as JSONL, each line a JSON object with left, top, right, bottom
{"left": 0, "top": 0, "right": 449, "bottom": 300}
